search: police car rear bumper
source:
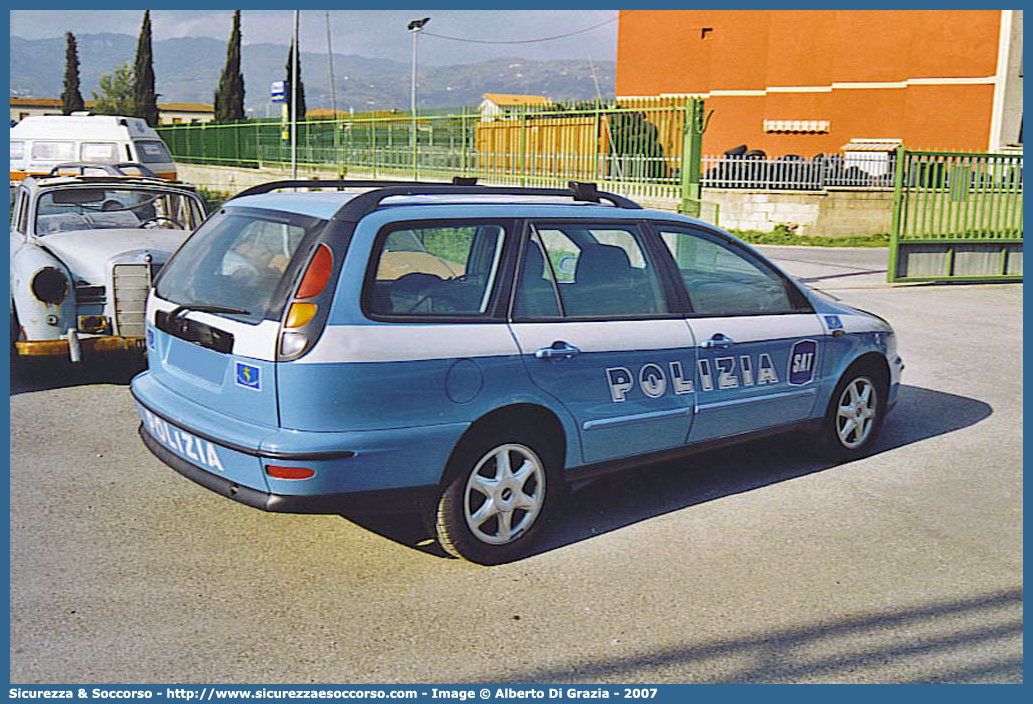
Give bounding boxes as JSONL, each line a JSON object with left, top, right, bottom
{"left": 138, "top": 423, "right": 436, "bottom": 515}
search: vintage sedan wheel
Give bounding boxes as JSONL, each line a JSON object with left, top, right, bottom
{"left": 435, "top": 428, "right": 556, "bottom": 564}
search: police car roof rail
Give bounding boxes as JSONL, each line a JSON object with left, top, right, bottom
{"left": 332, "top": 181, "right": 642, "bottom": 222}
{"left": 228, "top": 179, "right": 642, "bottom": 218}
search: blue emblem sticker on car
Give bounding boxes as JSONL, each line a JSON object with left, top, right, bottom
{"left": 788, "top": 339, "right": 818, "bottom": 386}
{"left": 235, "top": 362, "right": 261, "bottom": 391}
{"left": 146, "top": 327, "right": 154, "bottom": 350}
{"left": 824, "top": 314, "right": 843, "bottom": 330}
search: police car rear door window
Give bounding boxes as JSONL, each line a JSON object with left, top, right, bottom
{"left": 514, "top": 222, "right": 668, "bottom": 319}
{"left": 155, "top": 207, "right": 324, "bottom": 325}
{"left": 508, "top": 221, "right": 693, "bottom": 464}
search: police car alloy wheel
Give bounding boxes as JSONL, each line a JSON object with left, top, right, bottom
{"left": 822, "top": 367, "right": 886, "bottom": 459}
{"left": 835, "top": 376, "right": 878, "bottom": 450}
{"left": 435, "top": 430, "right": 556, "bottom": 564}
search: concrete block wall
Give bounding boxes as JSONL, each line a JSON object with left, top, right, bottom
{"left": 702, "top": 188, "right": 894, "bottom": 236}
{"left": 177, "top": 163, "right": 345, "bottom": 194}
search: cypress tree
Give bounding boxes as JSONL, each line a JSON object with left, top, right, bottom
{"left": 284, "top": 40, "right": 307, "bottom": 121}
{"left": 133, "top": 10, "right": 160, "bottom": 125}
{"left": 61, "top": 32, "right": 85, "bottom": 115}
{"left": 214, "top": 10, "right": 246, "bottom": 123}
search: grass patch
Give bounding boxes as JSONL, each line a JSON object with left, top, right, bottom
{"left": 196, "top": 186, "right": 232, "bottom": 213}
{"left": 729, "top": 225, "right": 890, "bottom": 248}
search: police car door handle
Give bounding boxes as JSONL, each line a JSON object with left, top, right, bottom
{"left": 701, "top": 334, "right": 734, "bottom": 349}
{"left": 535, "top": 341, "right": 581, "bottom": 360}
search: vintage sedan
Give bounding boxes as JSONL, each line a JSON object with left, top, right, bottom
{"left": 10, "top": 164, "right": 206, "bottom": 361}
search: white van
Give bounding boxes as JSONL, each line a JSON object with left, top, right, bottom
{"left": 10, "top": 114, "right": 177, "bottom": 183}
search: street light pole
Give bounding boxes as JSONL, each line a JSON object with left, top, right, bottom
{"left": 291, "top": 9, "right": 299, "bottom": 179}
{"left": 408, "top": 17, "right": 429, "bottom": 179}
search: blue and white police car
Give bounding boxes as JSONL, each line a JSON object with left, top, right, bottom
{"left": 131, "top": 180, "right": 902, "bottom": 564}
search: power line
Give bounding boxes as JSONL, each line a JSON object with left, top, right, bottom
{"left": 421, "top": 15, "right": 618, "bottom": 45}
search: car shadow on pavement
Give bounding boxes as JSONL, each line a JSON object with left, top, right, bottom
{"left": 341, "top": 384, "right": 992, "bottom": 561}
{"left": 9, "top": 353, "right": 146, "bottom": 395}
{"left": 474, "top": 587, "right": 1023, "bottom": 683}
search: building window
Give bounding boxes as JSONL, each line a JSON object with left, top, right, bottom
{"left": 763, "top": 120, "right": 829, "bottom": 134}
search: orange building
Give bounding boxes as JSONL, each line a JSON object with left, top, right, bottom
{"left": 616, "top": 10, "right": 1023, "bottom": 156}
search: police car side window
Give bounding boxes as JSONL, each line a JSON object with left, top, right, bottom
{"left": 366, "top": 223, "right": 507, "bottom": 317}
{"left": 658, "top": 226, "right": 799, "bottom": 316}
{"left": 513, "top": 223, "right": 668, "bottom": 319}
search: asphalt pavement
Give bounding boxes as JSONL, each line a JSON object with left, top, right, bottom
{"left": 8, "top": 246, "right": 1023, "bottom": 684}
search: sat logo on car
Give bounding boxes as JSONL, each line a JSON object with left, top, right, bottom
{"left": 788, "top": 340, "right": 818, "bottom": 386}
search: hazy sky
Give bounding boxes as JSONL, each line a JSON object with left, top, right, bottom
{"left": 9, "top": 10, "right": 620, "bottom": 64}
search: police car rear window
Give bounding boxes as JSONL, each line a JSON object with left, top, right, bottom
{"left": 155, "top": 207, "right": 325, "bottom": 324}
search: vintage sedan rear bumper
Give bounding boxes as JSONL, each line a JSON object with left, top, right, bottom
{"left": 15, "top": 335, "right": 144, "bottom": 357}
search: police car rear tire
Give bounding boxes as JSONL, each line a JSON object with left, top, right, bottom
{"left": 435, "top": 428, "right": 557, "bottom": 564}
{"left": 820, "top": 365, "right": 887, "bottom": 461}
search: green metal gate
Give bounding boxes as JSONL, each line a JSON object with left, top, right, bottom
{"left": 888, "top": 148, "right": 1023, "bottom": 283}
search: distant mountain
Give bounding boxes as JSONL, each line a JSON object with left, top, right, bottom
{"left": 10, "top": 33, "right": 615, "bottom": 113}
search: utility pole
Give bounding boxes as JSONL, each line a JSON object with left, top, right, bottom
{"left": 291, "top": 10, "right": 299, "bottom": 179}
{"left": 408, "top": 17, "right": 430, "bottom": 179}
{"left": 325, "top": 10, "right": 340, "bottom": 173}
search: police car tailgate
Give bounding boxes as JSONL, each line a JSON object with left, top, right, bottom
{"left": 135, "top": 300, "right": 284, "bottom": 489}
{"left": 145, "top": 298, "right": 282, "bottom": 429}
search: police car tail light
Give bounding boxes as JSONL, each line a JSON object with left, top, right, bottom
{"left": 285, "top": 302, "right": 317, "bottom": 328}
{"left": 296, "top": 244, "right": 333, "bottom": 299}
{"left": 266, "top": 465, "right": 315, "bottom": 480}
{"left": 278, "top": 243, "right": 334, "bottom": 360}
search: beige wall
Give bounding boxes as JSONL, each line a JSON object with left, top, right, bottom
{"left": 701, "top": 188, "right": 894, "bottom": 236}
{"left": 159, "top": 111, "right": 214, "bottom": 125}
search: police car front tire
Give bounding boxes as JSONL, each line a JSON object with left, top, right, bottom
{"left": 435, "top": 429, "right": 556, "bottom": 564}
{"left": 821, "top": 366, "right": 886, "bottom": 460}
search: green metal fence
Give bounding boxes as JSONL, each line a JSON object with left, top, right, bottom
{"left": 889, "top": 148, "right": 1023, "bottom": 283}
{"left": 157, "top": 99, "right": 718, "bottom": 224}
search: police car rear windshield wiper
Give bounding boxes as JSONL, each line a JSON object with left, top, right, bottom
{"left": 168, "top": 303, "right": 251, "bottom": 319}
